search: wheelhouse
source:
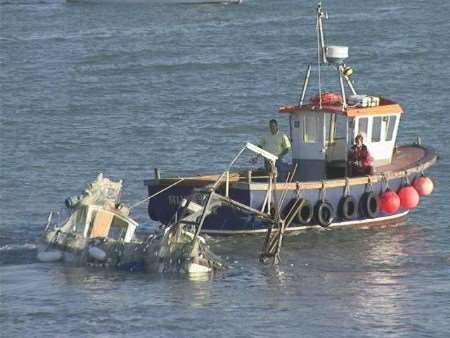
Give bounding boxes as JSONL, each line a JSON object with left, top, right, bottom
{"left": 280, "top": 98, "right": 402, "bottom": 181}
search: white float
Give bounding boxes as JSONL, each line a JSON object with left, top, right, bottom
{"left": 37, "top": 250, "right": 63, "bottom": 262}
{"left": 88, "top": 246, "right": 107, "bottom": 261}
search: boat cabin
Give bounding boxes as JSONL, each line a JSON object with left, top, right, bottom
{"left": 68, "top": 204, "right": 138, "bottom": 243}
{"left": 279, "top": 97, "right": 402, "bottom": 181}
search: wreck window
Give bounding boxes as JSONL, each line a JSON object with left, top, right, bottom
{"left": 385, "top": 115, "right": 397, "bottom": 141}
{"left": 372, "top": 116, "right": 382, "bottom": 142}
{"left": 74, "top": 206, "right": 88, "bottom": 233}
{"left": 108, "top": 217, "right": 129, "bottom": 240}
{"left": 304, "top": 114, "right": 321, "bottom": 143}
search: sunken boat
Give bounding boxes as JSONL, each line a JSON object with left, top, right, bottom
{"left": 38, "top": 174, "right": 224, "bottom": 274}
{"left": 144, "top": 4, "right": 437, "bottom": 235}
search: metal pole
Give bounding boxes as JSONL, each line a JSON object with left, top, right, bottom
{"left": 227, "top": 145, "right": 246, "bottom": 171}
{"left": 225, "top": 171, "right": 230, "bottom": 197}
{"left": 299, "top": 65, "right": 312, "bottom": 107}
{"left": 154, "top": 168, "right": 161, "bottom": 180}
{"left": 192, "top": 190, "right": 214, "bottom": 243}
{"left": 345, "top": 119, "right": 350, "bottom": 177}
{"left": 338, "top": 66, "right": 347, "bottom": 110}
{"left": 317, "top": 3, "right": 327, "bottom": 64}
{"left": 344, "top": 76, "right": 357, "bottom": 96}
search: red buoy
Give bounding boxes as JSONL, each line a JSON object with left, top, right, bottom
{"left": 398, "top": 185, "right": 420, "bottom": 209}
{"left": 379, "top": 190, "right": 400, "bottom": 214}
{"left": 413, "top": 176, "right": 434, "bottom": 196}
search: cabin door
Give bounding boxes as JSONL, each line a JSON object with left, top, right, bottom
{"left": 291, "top": 112, "right": 326, "bottom": 181}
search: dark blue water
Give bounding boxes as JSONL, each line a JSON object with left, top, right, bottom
{"left": 1, "top": 0, "right": 449, "bottom": 337}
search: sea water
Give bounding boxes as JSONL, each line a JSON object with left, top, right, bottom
{"left": 1, "top": 0, "right": 449, "bottom": 337}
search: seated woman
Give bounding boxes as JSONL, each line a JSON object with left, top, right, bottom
{"left": 348, "top": 134, "right": 374, "bottom": 176}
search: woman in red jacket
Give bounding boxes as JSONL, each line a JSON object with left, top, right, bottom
{"left": 348, "top": 134, "right": 374, "bottom": 176}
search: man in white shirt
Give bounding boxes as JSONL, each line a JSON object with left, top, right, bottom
{"left": 258, "top": 119, "right": 291, "bottom": 175}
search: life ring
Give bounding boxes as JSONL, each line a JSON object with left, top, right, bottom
{"left": 310, "top": 92, "right": 343, "bottom": 106}
{"left": 338, "top": 195, "right": 357, "bottom": 220}
{"left": 359, "top": 192, "right": 379, "bottom": 218}
{"left": 315, "top": 200, "right": 335, "bottom": 227}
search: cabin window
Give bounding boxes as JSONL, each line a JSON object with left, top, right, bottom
{"left": 303, "top": 114, "right": 321, "bottom": 143}
{"left": 385, "top": 115, "right": 397, "bottom": 141}
{"left": 334, "top": 115, "right": 347, "bottom": 140}
{"left": 357, "top": 117, "right": 368, "bottom": 139}
{"left": 372, "top": 116, "right": 382, "bottom": 142}
{"left": 74, "top": 206, "right": 88, "bottom": 233}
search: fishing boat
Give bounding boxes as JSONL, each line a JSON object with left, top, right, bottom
{"left": 38, "top": 174, "right": 224, "bottom": 273}
{"left": 144, "top": 3, "right": 438, "bottom": 236}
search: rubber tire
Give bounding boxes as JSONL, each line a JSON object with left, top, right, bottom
{"left": 297, "top": 199, "right": 314, "bottom": 225}
{"left": 315, "top": 200, "right": 335, "bottom": 227}
{"left": 338, "top": 195, "right": 357, "bottom": 220}
{"left": 359, "top": 192, "right": 379, "bottom": 218}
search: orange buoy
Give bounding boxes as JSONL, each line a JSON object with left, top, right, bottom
{"left": 398, "top": 185, "right": 420, "bottom": 209}
{"left": 379, "top": 190, "right": 400, "bottom": 214}
{"left": 413, "top": 176, "right": 434, "bottom": 196}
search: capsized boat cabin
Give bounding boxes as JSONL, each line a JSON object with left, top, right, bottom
{"left": 38, "top": 175, "right": 143, "bottom": 268}
{"left": 144, "top": 3, "right": 437, "bottom": 235}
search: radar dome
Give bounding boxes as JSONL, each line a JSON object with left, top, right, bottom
{"left": 325, "top": 46, "right": 348, "bottom": 64}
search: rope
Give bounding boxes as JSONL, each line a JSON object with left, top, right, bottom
{"left": 404, "top": 170, "right": 410, "bottom": 185}
{"left": 295, "top": 182, "right": 304, "bottom": 199}
{"left": 320, "top": 181, "right": 326, "bottom": 201}
{"left": 382, "top": 174, "right": 390, "bottom": 192}
{"left": 366, "top": 176, "right": 374, "bottom": 192}
{"left": 344, "top": 177, "right": 351, "bottom": 196}
{"left": 129, "top": 178, "right": 185, "bottom": 210}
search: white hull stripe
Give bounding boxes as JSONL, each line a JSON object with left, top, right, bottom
{"left": 202, "top": 211, "right": 409, "bottom": 235}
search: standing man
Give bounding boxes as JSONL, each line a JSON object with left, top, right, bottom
{"left": 258, "top": 119, "right": 291, "bottom": 175}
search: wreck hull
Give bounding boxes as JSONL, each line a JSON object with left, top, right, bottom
{"left": 39, "top": 230, "right": 146, "bottom": 271}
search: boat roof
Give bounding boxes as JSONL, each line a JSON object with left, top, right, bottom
{"left": 279, "top": 97, "right": 403, "bottom": 117}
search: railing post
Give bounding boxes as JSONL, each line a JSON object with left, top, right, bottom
{"left": 225, "top": 171, "right": 230, "bottom": 197}
{"left": 154, "top": 168, "right": 160, "bottom": 181}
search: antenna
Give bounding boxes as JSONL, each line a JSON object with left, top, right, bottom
{"left": 316, "top": 2, "right": 328, "bottom": 64}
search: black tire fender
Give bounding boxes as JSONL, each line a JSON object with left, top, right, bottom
{"left": 297, "top": 199, "right": 314, "bottom": 225}
{"left": 315, "top": 200, "right": 335, "bottom": 227}
{"left": 359, "top": 191, "right": 379, "bottom": 218}
{"left": 338, "top": 195, "right": 357, "bottom": 220}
